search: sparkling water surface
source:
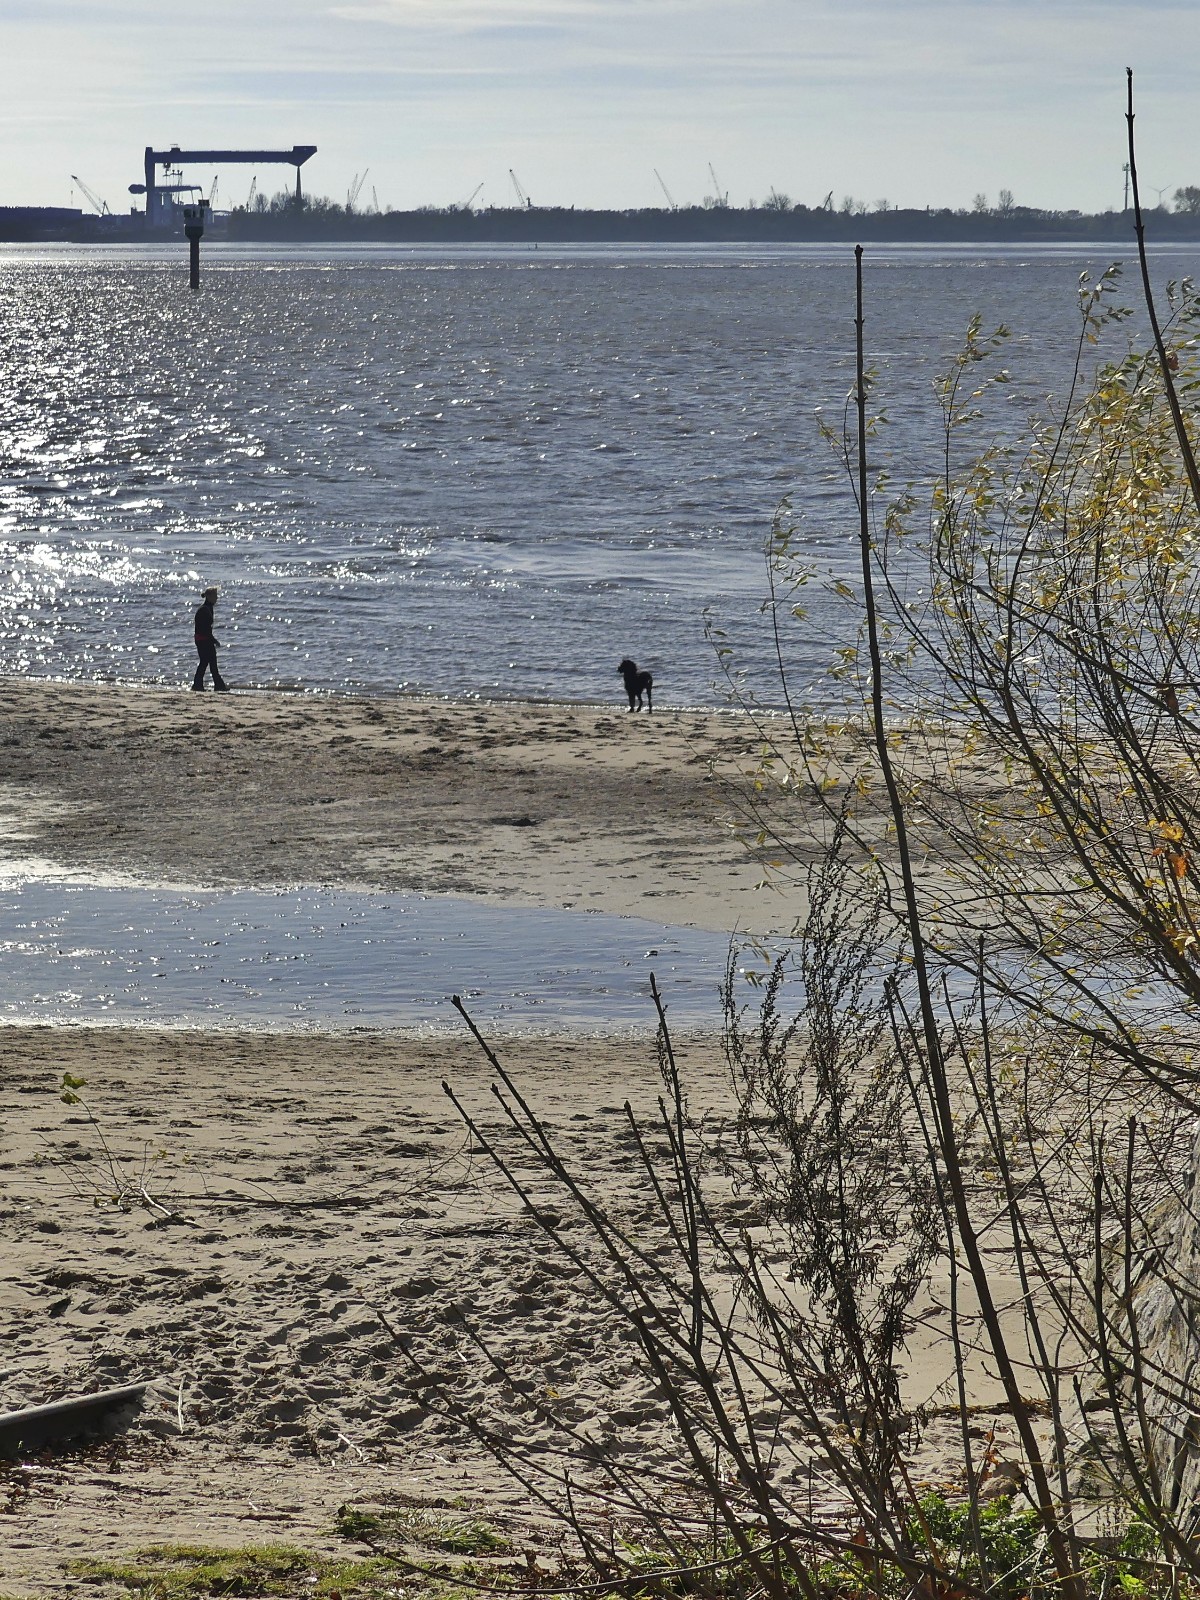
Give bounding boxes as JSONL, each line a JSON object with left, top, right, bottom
{"left": 6, "top": 240, "right": 1191, "bottom": 1029}
{"left": 0, "top": 878, "right": 743, "bottom": 1033}
{"left": 5, "top": 239, "right": 1194, "bottom": 708}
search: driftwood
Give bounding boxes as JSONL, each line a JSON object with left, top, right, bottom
{"left": 0, "top": 1381, "right": 151, "bottom": 1457}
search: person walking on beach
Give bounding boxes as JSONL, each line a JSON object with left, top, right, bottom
{"left": 192, "top": 587, "right": 229, "bottom": 692}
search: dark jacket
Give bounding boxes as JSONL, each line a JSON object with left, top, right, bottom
{"left": 195, "top": 599, "right": 215, "bottom": 645}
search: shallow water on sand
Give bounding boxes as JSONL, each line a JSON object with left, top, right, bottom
{"left": 4, "top": 240, "right": 1195, "bottom": 709}
{"left": 0, "top": 878, "right": 760, "bottom": 1033}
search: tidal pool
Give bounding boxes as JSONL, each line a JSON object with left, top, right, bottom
{"left": 0, "top": 880, "right": 754, "bottom": 1033}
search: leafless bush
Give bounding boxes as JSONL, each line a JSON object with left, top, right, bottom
{"left": 393, "top": 76, "right": 1200, "bottom": 1599}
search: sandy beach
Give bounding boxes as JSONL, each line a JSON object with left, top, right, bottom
{"left": 0, "top": 679, "right": 783, "bottom": 1591}
{"left": 0, "top": 677, "right": 825, "bottom": 936}
{"left": 0, "top": 680, "right": 1022, "bottom": 1595}
{"left": 0, "top": 1018, "right": 1034, "bottom": 1597}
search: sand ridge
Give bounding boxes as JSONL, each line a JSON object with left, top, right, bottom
{"left": 0, "top": 677, "right": 820, "bottom": 936}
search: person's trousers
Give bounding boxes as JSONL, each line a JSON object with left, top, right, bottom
{"left": 193, "top": 641, "right": 227, "bottom": 690}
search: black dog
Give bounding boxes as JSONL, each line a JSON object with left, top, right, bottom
{"left": 618, "top": 657, "right": 653, "bottom": 713}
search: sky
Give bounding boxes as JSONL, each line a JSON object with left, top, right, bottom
{"left": 2, "top": 0, "right": 1199, "bottom": 217}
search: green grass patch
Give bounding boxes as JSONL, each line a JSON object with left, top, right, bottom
{"left": 336, "top": 1505, "right": 512, "bottom": 1557}
{"left": 65, "top": 1540, "right": 399, "bottom": 1598}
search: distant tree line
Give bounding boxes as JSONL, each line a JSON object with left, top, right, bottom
{"left": 225, "top": 185, "right": 1200, "bottom": 243}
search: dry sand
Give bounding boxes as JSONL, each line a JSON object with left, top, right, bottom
{"left": 0, "top": 1026, "right": 706, "bottom": 1592}
{"left": 0, "top": 1026, "right": 1028, "bottom": 1597}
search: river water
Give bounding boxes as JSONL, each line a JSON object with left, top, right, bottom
{"left": 2, "top": 238, "right": 1194, "bottom": 1030}
{"left": 4, "top": 238, "right": 1193, "bottom": 710}
{"left": 0, "top": 878, "right": 739, "bottom": 1034}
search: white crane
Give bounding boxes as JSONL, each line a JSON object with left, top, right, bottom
{"left": 509, "top": 169, "right": 532, "bottom": 208}
{"left": 653, "top": 168, "right": 677, "bottom": 210}
{"left": 460, "top": 181, "right": 484, "bottom": 211}
{"left": 71, "top": 175, "right": 111, "bottom": 216}
{"left": 707, "top": 163, "right": 728, "bottom": 207}
{"left": 347, "top": 169, "right": 369, "bottom": 212}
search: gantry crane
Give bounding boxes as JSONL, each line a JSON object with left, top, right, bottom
{"left": 136, "top": 145, "right": 317, "bottom": 226}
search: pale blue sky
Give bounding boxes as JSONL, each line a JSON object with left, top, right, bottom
{"left": 2, "top": 0, "right": 1197, "bottom": 215}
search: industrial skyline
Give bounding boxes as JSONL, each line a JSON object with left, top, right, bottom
{"left": 2, "top": 0, "right": 1199, "bottom": 218}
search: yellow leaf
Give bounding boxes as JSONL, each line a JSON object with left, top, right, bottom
{"left": 1151, "top": 818, "right": 1186, "bottom": 844}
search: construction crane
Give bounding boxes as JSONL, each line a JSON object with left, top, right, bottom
{"left": 371, "top": 185, "right": 380, "bottom": 215}
{"left": 707, "top": 163, "right": 728, "bottom": 207}
{"left": 509, "top": 169, "right": 532, "bottom": 208}
{"left": 208, "top": 175, "right": 219, "bottom": 208}
{"left": 347, "top": 169, "right": 369, "bottom": 212}
{"left": 71, "top": 175, "right": 111, "bottom": 216}
{"left": 653, "top": 168, "right": 677, "bottom": 210}
{"left": 821, "top": 190, "right": 834, "bottom": 211}
{"left": 460, "top": 181, "right": 484, "bottom": 211}
{"left": 245, "top": 175, "right": 258, "bottom": 210}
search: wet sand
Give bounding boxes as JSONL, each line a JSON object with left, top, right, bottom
{"left": 0, "top": 676, "right": 820, "bottom": 935}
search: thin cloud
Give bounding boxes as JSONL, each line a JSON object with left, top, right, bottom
{"left": 327, "top": 0, "right": 711, "bottom": 27}
{"left": 331, "top": 0, "right": 620, "bottom": 21}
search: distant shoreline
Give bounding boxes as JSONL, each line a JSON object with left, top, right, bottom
{"left": 222, "top": 206, "right": 1198, "bottom": 248}
{"left": 7, "top": 200, "right": 1200, "bottom": 248}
